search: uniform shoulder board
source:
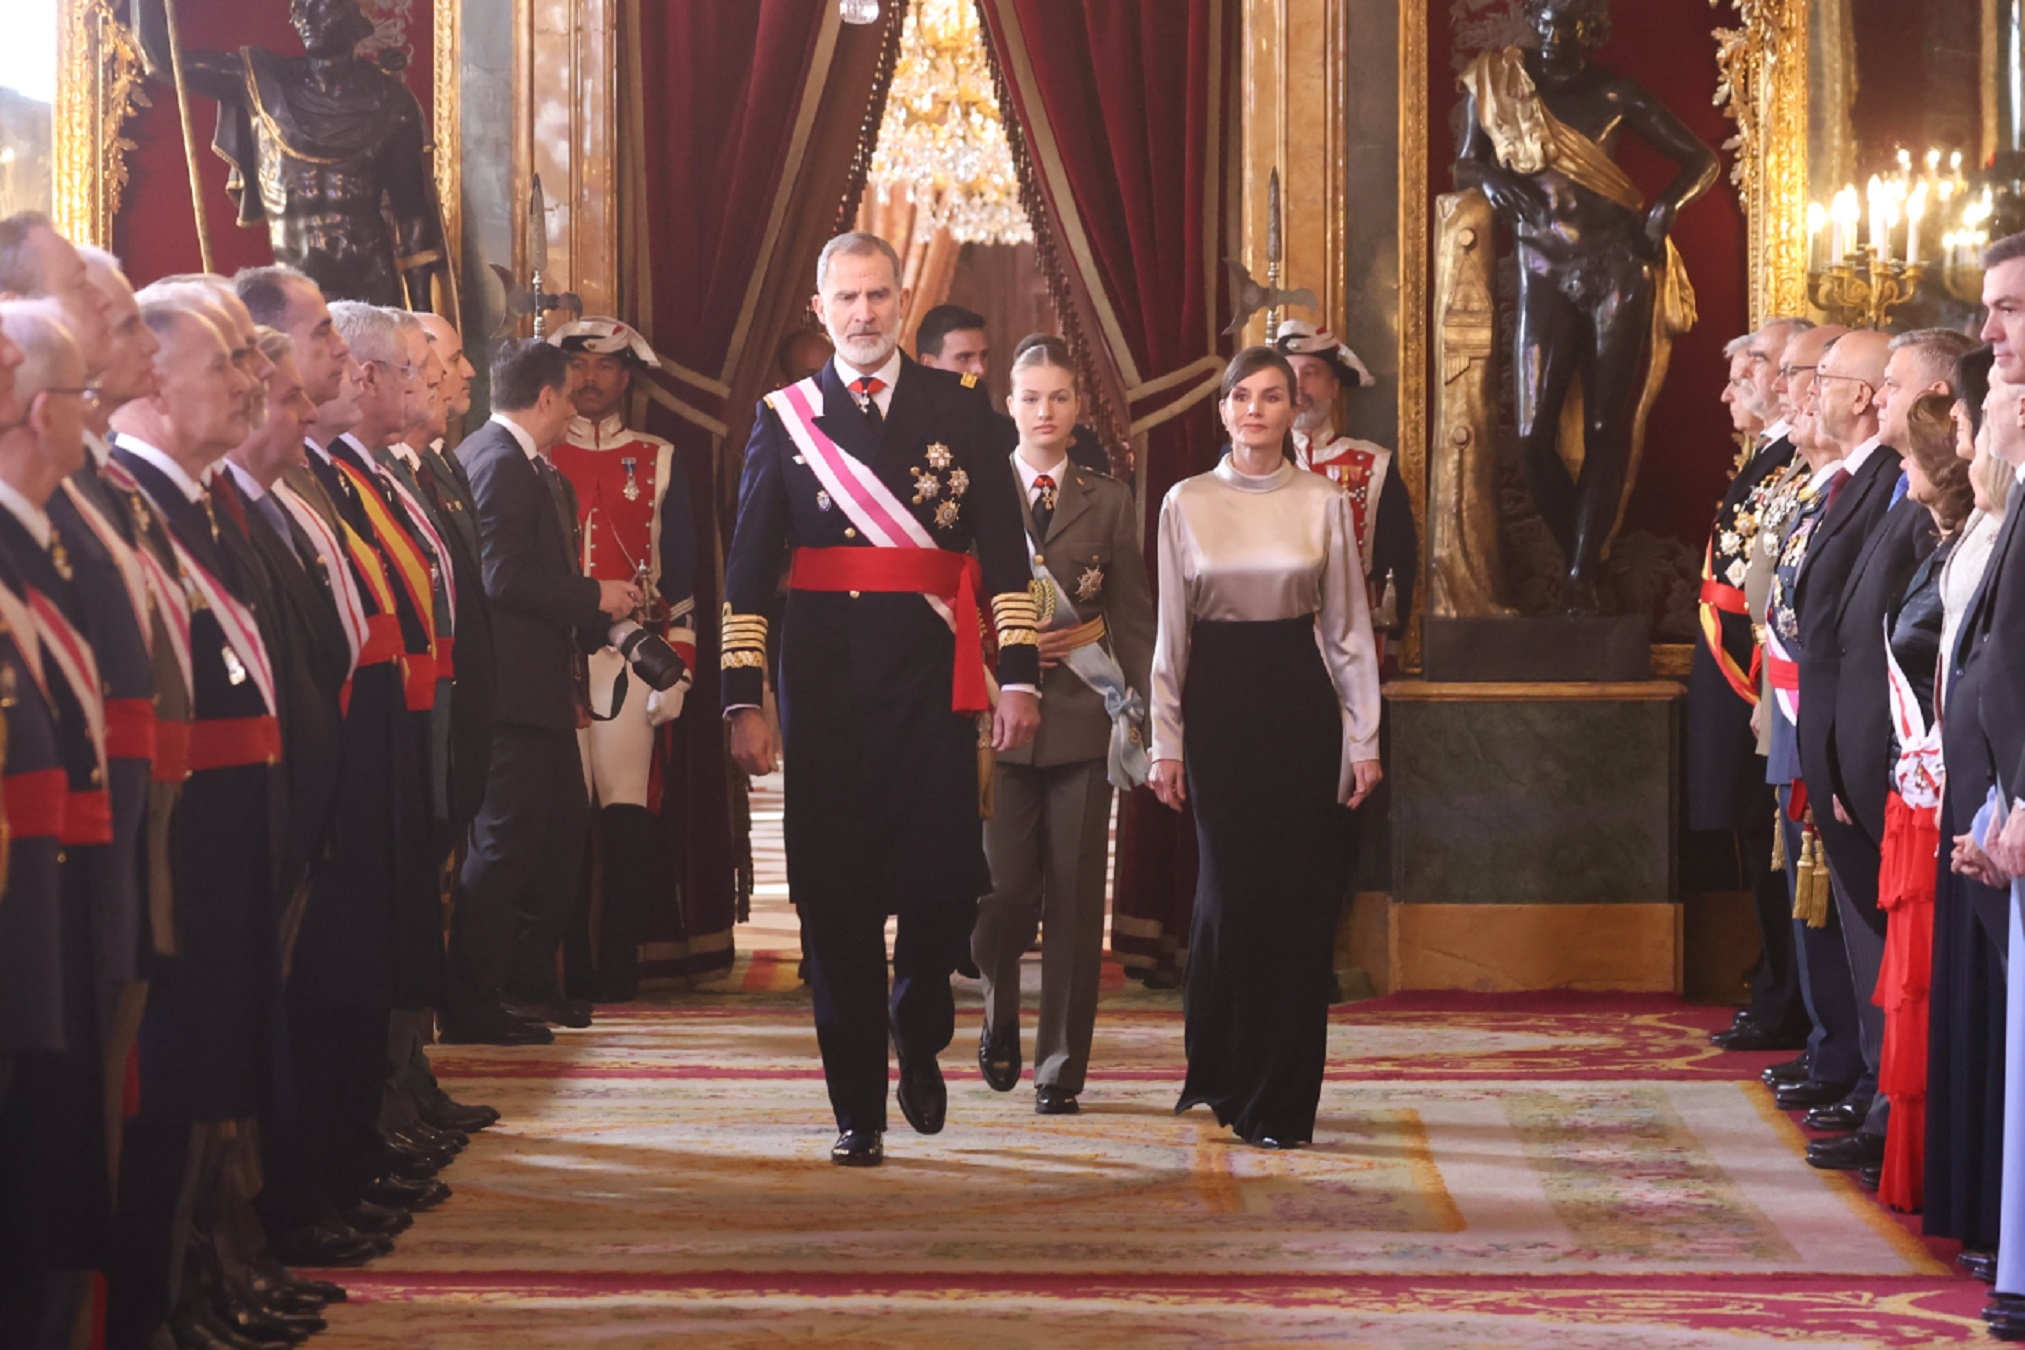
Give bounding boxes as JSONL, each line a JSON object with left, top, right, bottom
{"left": 960, "top": 373, "right": 979, "bottom": 389}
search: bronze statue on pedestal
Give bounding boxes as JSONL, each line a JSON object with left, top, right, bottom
{"left": 1451, "top": 0, "right": 1718, "bottom": 614}
{"left": 134, "top": 0, "right": 451, "bottom": 311}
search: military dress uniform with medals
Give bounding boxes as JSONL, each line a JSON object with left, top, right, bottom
{"left": 1761, "top": 462, "right": 1865, "bottom": 1103}
{"left": 973, "top": 452, "right": 1154, "bottom": 1108}
{"left": 1688, "top": 422, "right": 1807, "bottom": 1048}
{"left": 550, "top": 321, "right": 699, "bottom": 1000}
{"left": 721, "top": 351, "right": 1038, "bottom": 1145}
{"left": 0, "top": 511, "right": 114, "bottom": 1336}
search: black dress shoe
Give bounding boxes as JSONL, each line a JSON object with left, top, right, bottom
{"left": 1962, "top": 1249, "right": 1999, "bottom": 1283}
{"left": 1718, "top": 1009, "right": 1758, "bottom": 1037}
{"left": 421, "top": 1096, "right": 501, "bottom": 1132}
{"left": 382, "top": 1130, "right": 454, "bottom": 1173}
{"left": 896, "top": 1056, "right": 947, "bottom": 1135}
{"left": 1761, "top": 1056, "right": 1811, "bottom": 1087}
{"left": 1035, "top": 1086, "right": 1079, "bottom": 1115}
{"left": 410, "top": 1120, "right": 470, "bottom": 1153}
{"left": 506, "top": 997, "right": 594, "bottom": 1029}
{"left": 1803, "top": 1099, "right": 1872, "bottom": 1133}
{"left": 271, "top": 1220, "right": 389, "bottom": 1268}
{"left": 346, "top": 1199, "right": 413, "bottom": 1236}
{"left": 1856, "top": 1163, "right": 1881, "bottom": 1192}
{"left": 830, "top": 1130, "right": 884, "bottom": 1166}
{"left": 1774, "top": 1078, "right": 1857, "bottom": 1110}
{"left": 245, "top": 1253, "right": 346, "bottom": 1305}
{"left": 211, "top": 1292, "right": 312, "bottom": 1346}
{"left": 978, "top": 1023, "right": 1021, "bottom": 1093}
{"left": 1711, "top": 1024, "right": 1809, "bottom": 1052}
{"left": 1249, "top": 1134, "right": 1304, "bottom": 1150}
{"left": 169, "top": 1304, "right": 267, "bottom": 1350}
{"left": 367, "top": 1174, "right": 451, "bottom": 1210}
{"left": 438, "top": 1004, "right": 553, "bottom": 1046}
{"left": 1806, "top": 1131, "right": 1886, "bottom": 1171}
{"left": 1987, "top": 1293, "right": 2025, "bottom": 1341}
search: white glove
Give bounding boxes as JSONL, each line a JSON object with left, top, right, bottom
{"left": 646, "top": 679, "right": 688, "bottom": 726}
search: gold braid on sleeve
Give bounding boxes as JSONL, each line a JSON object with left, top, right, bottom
{"left": 721, "top": 604, "right": 770, "bottom": 670}
{"left": 991, "top": 591, "right": 1040, "bottom": 648}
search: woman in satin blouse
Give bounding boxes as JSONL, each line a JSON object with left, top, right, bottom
{"left": 1146, "top": 347, "right": 1384, "bottom": 1149}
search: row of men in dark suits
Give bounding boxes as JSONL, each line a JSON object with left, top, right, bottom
{"left": 1691, "top": 231, "right": 2025, "bottom": 1339}
{"left": 0, "top": 209, "right": 690, "bottom": 1348}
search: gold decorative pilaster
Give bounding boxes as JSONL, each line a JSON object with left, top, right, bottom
{"left": 433, "top": 0, "right": 460, "bottom": 282}
{"left": 1397, "top": 0, "right": 1430, "bottom": 665}
{"left": 1713, "top": 0, "right": 1811, "bottom": 323}
{"left": 53, "top": 0, "right": 147, "bottom": 248}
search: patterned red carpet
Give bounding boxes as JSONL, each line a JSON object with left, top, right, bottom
{"left": 287, "top": 976, "right": 2000, "bottom": 1346}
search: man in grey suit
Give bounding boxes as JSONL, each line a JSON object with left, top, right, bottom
{"left": 973, "top": 339, "right": 1154, "bottom": 1114}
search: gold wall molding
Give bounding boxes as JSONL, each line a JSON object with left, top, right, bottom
{"left": 53, "top": 0, "right": 148, "bottom": 247}
{"left": 1397, "top": 0, "right": 1429, "bottom": 668}
{"left": 1713, "top": 0, "right": 1810, "bottom": 323}
{"left": 432, "top": 0, "right": 460, "bottom": 286}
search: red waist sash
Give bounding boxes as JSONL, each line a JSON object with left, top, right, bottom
{"left": 62, "top": 789, "right": 113, "bottom": 845}
{"left": 357, "top": 613, "right": 401, "bottom": 667}
{"left": 105, "top": 697, "right": 157, "bottom": 763}
{"left": 4, "top": 769, "right": 67, "bottom": 839}
{"left": 436, "top": 635, "right": 456, "bottom": 681}
{"left": 787, "top": 546, "right": 988, "bottom": 713}
{"left": 186, "top": 716, "right": 282, "bottom": 772}
{"left": 1698, "top": 577, "right": 1749, "bottom": 614}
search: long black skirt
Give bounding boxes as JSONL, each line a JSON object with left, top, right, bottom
{"left": 1176, "top": 616, "right": 1351, "bottom": 1144}
{"left": 1924, "top": 814, "right": 2008, "bottom": 1248}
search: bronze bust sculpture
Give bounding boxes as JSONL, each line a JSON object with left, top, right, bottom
{"left": 1453, "top": 0, "right": 1718, "bottom": 613}
{"left": 134, "top": 0, "right": 450, "bottom": 310}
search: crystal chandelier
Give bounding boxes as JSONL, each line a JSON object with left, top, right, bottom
{"left": 866, "top": 0, "right": 1032, "bottom": 246}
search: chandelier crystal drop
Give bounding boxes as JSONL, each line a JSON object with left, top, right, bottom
{"left": 839, "top": 0, "right": 882, "bottom": 25}
{"left": 866, "top": 0, "right": 1033, "bottom": 246}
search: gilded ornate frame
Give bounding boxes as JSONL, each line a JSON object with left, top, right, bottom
{"left": 1712, "top": 0, "right": 1811, "bottom": 324}
{"left": 1398, "top": 0, "right": 1429, "bottom": 669}
{"left": 52, "top": 0, "right": 148, "bottom": 248}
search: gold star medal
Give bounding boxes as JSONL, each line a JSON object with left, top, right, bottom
{"left": 925, "top": 442, "right": 953, "bottom": 470}
{"left": 1076, "top": 564, "right": 1105, "bottom": 601}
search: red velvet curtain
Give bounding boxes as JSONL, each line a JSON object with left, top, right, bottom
{"left": 623, "top": 0, "right": 895, "bottom": 979}
{"left": 979, "top": 0, "right": 1235, "bottom": 980}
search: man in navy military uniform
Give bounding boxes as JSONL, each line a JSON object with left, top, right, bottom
{"left": 722, "top": 232, "right": 1041, "bottom": 1166}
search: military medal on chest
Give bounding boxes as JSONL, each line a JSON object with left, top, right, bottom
{"left": 912, "top": 444, "right": 967, "bottom": 530}
{"left": 620, "top": 455, "right": 642, "bottom": 502}
{"left": 1075, "top": 563, "right": 1105, "bottom": 602}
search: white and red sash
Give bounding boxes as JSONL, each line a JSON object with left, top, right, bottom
{"left": 181, "top": 549, "right": 277, "bottom": 715}
{"left": 276, "top": 480, "right": 369, "bottom": 671}
{"left": 25, "top": 589, "right": 107, "bottom": 782}
{"left": 765, "top": 376, "right": 957, "bottom": 636}
{"left": 100, "top": 455, "right": 196, "bottom": 698}
{"left": 0, "top": 580, "right": 46, "bottom": 702}
{"left": 1763, "top": 626, "right": 1799, "bottom": 727}
{"left": 60, "top": 479, "right": 152, "bottom": 653}
{"left": 1883, "top": 617, "right": 1943, "bottom": 809}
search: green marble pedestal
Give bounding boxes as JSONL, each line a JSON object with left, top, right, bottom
{"left": 1372, "top": 681, "right": 1685, "bottom": 991}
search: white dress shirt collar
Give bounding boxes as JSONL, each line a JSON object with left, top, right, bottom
{"left": 303, "top": 435, "right": 332, "bottom": 465}
{"left": 1760, "top": 417, "right": 1793, "bottom": 447}
{"left": 0, "top": 479, "right": 52, "bottom": 550}
{"left": 1841, "top": 434, "right": 1884, "bottom": 479}
{"left": 221, "top": 459, "right": 268, "bottom": 501}
{"left": 115, "top": 434, "right": 207, "bottom": 504}
{"left": 832, "top": 348, "right": 903, "bottom": 418}
{"left": 488, "top": 412, "right": 542, "bottom": 462}
{"left": 84, "top": 428, "right": 112, "bottom": 468}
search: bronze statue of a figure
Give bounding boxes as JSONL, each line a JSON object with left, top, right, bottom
{"left": 134, "top": 0, "right": 450, "bottom": 310}
{"left": 1454, "top": 0, "right": 1718, "bottom": 613}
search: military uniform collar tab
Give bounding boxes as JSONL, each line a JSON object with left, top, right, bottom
{"left": 565, "top": 412, "right": 633, "bottom": 447}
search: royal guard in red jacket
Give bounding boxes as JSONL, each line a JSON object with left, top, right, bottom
{"left": 1274, "top": 320, "right": 1418, "bottom": 658}
{"left": 549, "top": 319, "right": 697, "bottom": 1001}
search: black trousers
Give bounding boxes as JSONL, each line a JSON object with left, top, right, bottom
{"left": 798, "top": 900, "right": 973, "bottom": 1134}
{"left": 453, "top": 724, "right": 590, "bottom": 1009}
{"left": 257, "top": 993, "right": 388, "bottom": 1237}
{"left": 1740, "top": 822, "right": 1809, "bottom": 1036}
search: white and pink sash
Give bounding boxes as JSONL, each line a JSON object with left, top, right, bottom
{"left": 182, "top": 549, "right": 277, "bottom": 715}
{"left": 26, "top": 589, "right": 107, "bottom": 781}
{"left": 0, "top": 580, "right": 46, "bottom": 702}
{"left": 765, "top": 376, "right": 955, "bottom": 636}
{"left": 60, "top": 479, "right": 152, "bottom": 653}
{"left": 276, "top": 481, "right": 369, "bottom": 671}
{"left": 101, "top": 455, "right": 197, "bottom": 698}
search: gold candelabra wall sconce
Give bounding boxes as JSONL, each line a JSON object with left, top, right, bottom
{"left": 1809, "top": 248, "right": 1925, "bottom": 330}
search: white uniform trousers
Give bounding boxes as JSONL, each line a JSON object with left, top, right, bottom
{"left": 578, "top": 647, "right": 656, "bottom": 808}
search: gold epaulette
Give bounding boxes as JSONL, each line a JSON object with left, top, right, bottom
{"left": 991, "top": 591, "right": 1040, "bottom": 647}
{"left": 721, "top": 605, "right": 768, "bottom": 670}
